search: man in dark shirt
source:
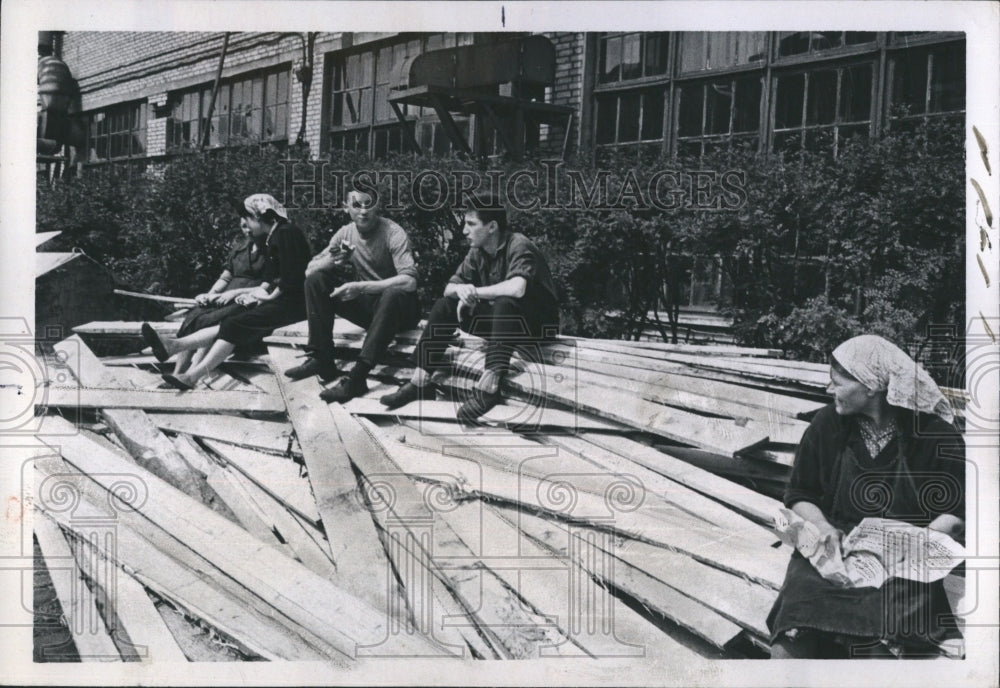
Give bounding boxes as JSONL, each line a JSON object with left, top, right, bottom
{"left": 284, "top": 187, "right": 420, "bottom": 403}
{"left": 381, "top": 193, "right": 559, "bottom": 422}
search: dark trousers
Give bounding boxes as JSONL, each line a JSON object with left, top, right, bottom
{"left": 414, "top": 294, "right": 558, "bottom": 375}
{"left": 304, "top": 269, "right": 420, "bottom": 366}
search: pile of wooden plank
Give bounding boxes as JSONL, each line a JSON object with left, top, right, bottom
{"left": 26, "top": 319, "right": 961, "bottom": 662}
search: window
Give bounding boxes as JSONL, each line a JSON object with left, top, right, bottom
{"left": 772, "top": 63, "right": 873, "bottom": 153}
{"left": 167, "top": 66, "right": 290, "bottom": 150}
{"left": 85, "top": 101, "right": 147, "bottom": 163}
{"left": 676, "top": 74, "right": 762, "bottom": 158}
{"left": 325, "top": 33, "right": 474, "bottom": 157}
{"left": 678, "top": 32, "right": 767, "bottom": 73}
{"left": 888, "top": 42, "right": 964, "bottom": 125}
{"left": 598, "top": 33, "right": 669, "bottom": 84}
{"left": 776, "top": 31, "right": 876, "bottom": 58}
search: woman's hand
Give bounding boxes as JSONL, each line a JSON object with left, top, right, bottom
{"left": 194, "top": 293, "right": 217, "bottom": 306}
{"left": 213, "top": 291, "right": 239, "bottom": 305}
{"left": 235, "top": 288, "right": 268, "bottom": 307}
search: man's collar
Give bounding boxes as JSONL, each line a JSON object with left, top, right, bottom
{"left": 481, "top": 231, "right": 510, "bottom": 258}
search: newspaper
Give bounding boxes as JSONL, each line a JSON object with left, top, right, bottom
{"left": 775, "top": 509, "right": 966, "bottom": 588}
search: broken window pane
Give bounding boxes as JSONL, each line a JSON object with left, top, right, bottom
{"left": 705, "top": 83, "right": 733, "bottom": 135}
{"left": 600, "top": 35, "right": 622, "bottom": 83}
{"left": 733, "top": 75, "right": 762, "bottom": 132}
{"left": 839, "top": 64, "right": 872, "bottom": 122}
{"left": 618, "top": 92, "right": 641, "bottom": 142}
{"left": 641, "top": 89, "right": 665, "bottom": 140}
{"left": 805, "top": 69, "right": 837, "bottom": 125}
{"left": 595, "top": 95, "right": 616, "bottom": 144}
{"left": 892, "top": 50, "right": 929, "bottom": 115}
{"left": 622, "top": 33, "right": 642, "bottom": 80}
{"left": 930, "top": 43, "right": 965, "bottom": 112}
{"left": 678, "top": 84, "right": 703, "bottom": 137}
{"left": 775, "top": 73, "right": 804, "bottom": 128}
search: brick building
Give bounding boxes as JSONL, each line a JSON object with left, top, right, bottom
{"left": 49, "top": 30, "right": 964, "bottom": 167}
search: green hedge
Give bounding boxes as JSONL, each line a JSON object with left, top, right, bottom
{"left": 37, "top": 120, "right": 964, "bottom": 363}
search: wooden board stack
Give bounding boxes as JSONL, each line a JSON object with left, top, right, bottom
{"left": 23, "top": 319, "right": 959, "bottom": 662}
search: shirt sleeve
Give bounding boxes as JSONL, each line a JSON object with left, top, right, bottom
{"left": 388, "top": 225, "right": 418, "bottom": 280}
{"left": 505, "top": 236, "right": 538, "bottom": 283}
{"left": 783, "top": 409, "right": 831, "bottom": 511}
{"left": 449, "top": 250, "right": 479, "bottom": 286}
{"left": 267, "top": 224, "right": 312, "bottom": 292}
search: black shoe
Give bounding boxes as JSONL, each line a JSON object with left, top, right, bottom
{"left": 161, "top": 373, "right": 194, "bottom": 391}
{"left": 142, "top": 323, "right": 170, "bottom": 363}
{"left": 457, "top": 387, "right": 503, "bottom": 425}
{"left": 284, "top": 356, "right": 341, "bottom": 382}
{"left": 319, "top": 374, "right": 368, "bottom": 403}
{"left": 379, "top": 382, "right": 437, "bottom": 409}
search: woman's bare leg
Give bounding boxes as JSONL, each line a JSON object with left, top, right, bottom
{"left": 173, "top": 339, "right": 236, "bottom": 386}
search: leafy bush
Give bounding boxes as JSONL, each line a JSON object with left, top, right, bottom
{"left": 37, "top": 118, "right": 964, "bottom": 363}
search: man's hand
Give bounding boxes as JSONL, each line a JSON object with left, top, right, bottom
{"left": 452, "top": 283, "right": 478, "bottom": 307}
{"left": 331, "top": 281, "right": 366, "bottom": 301}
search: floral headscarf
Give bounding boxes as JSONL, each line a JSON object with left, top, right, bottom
{"left": 831, "top": 334, "right": 954, "bottom": 423}
{"left": 242, "top": 193, "right": 288, "bottom": 221}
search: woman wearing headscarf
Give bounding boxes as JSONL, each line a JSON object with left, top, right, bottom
{"left": 169, "top": 213, "right": 268, "bottom": 376}
{"left": 142, "top": 194, "right": 311, "bottom": 390}
{"left": 767, "top": 335, "right": 965, "bottom": 658}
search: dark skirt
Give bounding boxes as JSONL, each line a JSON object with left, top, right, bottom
{"left": 217, "top": 296, "right": 306, "bottom": 348}
{"left": 176, "top": 302, "right": 249, "bottom": 338}
{"left": 767, "top": 551, "right": 961, "bottom": 654}
{"left": 176, "top": 276, "right": 264, "bottom": 338}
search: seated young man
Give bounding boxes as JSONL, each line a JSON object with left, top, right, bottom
{"left": 381, "top": 193, "right": 559, "bottom": 423}
{"left": 284, "top": 187, "right": 420, "bottom": 403}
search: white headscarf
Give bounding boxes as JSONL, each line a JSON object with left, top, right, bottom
{"left": 831, "top": 334, "right": 954, "bottom": 424}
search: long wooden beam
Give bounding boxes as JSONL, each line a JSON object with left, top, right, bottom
{"left": 266, "top": 345, "right": 403, "bottom": 622}
{"left": 39, "top": 420, "right": 445, "bottom": 658}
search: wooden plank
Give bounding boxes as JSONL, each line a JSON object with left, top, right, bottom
{"left": 148, "top": 412, "right": 295, "bottom": 455}
{"left": 74, "top": 321, "right": 182, "bottom": 336}
{"left": 498, "top": 506, "right": 743, "bottom": 650}
{"left": 541, "top": 433, "right": 780, "bottom": 549}
{"left": 200, "top": 438, "right": 321, "bottom": 527}
{"left": 563, "top": 335, "right": 781, "bottom": 358}
{"left": 444, "top": 349, "right": 770, "bottom": 456}
{"left": 565, "top": 521, "right": 777, "bottom": 639}
{"left": 171, "top": 434, "right": 293, "bottom": 554}
{"left": 535, "top": 347, "right": 823, "bottom": 421}
{"left": 43, "top": 386, "right": 285, "bottom": 413}
{"left": 33, "top": 513, "right": 122, "bottom": 662}
{"left": 344, "top": 396, "right": 621, "bottom": 431}
{"left": 53, "top": 336, "right": 214, "bottom": 505}
{"left": 369, "top": 424, "right": 788, "bottom": 589}
{"left": 220, "top": 462, "right": 340, "bottom": 579}
{"left": 40, "top": 418, "right": 445, "bottom": 658}
{"left": 444, "top": 499, "right": 701, "bottom": 660}
{"left": 580, "top": 432, "right": 784, "bottom": 526}
{"left": 65, "top": 525, "right": 189, "bottom": 663}
{"left": 530, "top": 363, "right": 809, "bottom": 445}
{"left": 329, "top": 405, "right": 576, "bottom": 658}
{"left": 400, "top": 419, "right": 780, "bottom": 549}
{"left": 34, "top": 455, "right": 335, "bottom": 662}
{"left": 266, "top": 345, "right": 398, "bottom": 617}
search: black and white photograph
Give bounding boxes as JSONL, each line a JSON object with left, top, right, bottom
{"left": 1, "top": 1, "right": 997, "bottom": 686}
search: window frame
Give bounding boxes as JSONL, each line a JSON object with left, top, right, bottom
{"left": 322, "top": 32, "right": 476, "bottom": 158}
{"left": 165, "top": 64, "right": 292, "bottom": 152}
{"left": 769, "top": 58, "right": 877, "bottom": 156}
{"left": 84, "top": 100, "right": 148, "bottom": 164}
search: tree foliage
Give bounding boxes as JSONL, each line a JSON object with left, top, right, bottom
{"left": 37, "top": 118, "right": 964, "bottom": 362}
